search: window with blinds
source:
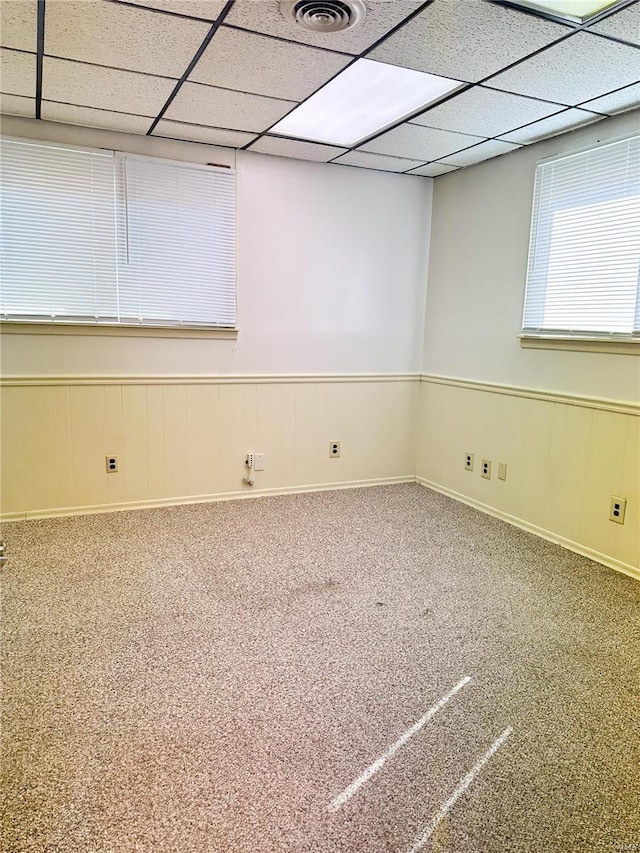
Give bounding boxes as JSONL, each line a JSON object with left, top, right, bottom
{"left": 0, "top": 138, "right": 237, "bottom": 329}
{"left": 522, "top": 134, "right": 640, "bottom": 342}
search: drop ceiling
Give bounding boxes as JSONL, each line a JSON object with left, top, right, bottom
{"left": 0, "top": 0, "right": 638, "bottom": 176}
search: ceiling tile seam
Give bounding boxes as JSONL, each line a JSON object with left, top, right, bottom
{"left": 41, "top": 54, "right": 179, "bottom": 82}
{"left": 38, "top": 99, "right": 158, "bottom": 119}
{"left": 574, "top": 80, "right": 640, "bottom": 109}
{"left": 35, "top": 0, "right": 45, "bottom": 120}
{"left": 240, "top": 0, "right": 437, "bottom": 152}
{"left": 218, "top": 22, "right": 357, "bottom": 58}
{"left": 476, "top": 83, "right": 576, "bottom": 108}
{"left": 155, "top": 118, "right": 258, "bottom": 136}
{"left": 580, "top": 28, "right": 640, "bottom": 51}
{"left": 146, "top": 0, "right": 236, "bottom": 136}
{"left": 107, "top": 0, "right": 220, "bottom": 25}
{"left": 259, "top": 133, "right": 351, "bottom": 150}
{"left": 0, "top": 46, "right": 36, "bottom": 56}
{"left": 186, "top": 79, "right": 298, "bottom": 105}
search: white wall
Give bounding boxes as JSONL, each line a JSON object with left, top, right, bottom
{"left": 422, "top": 108, "right": 640, "bottom": 401}
{"left": 0, "top": 116, "right": 432, "bottom": 377}
{"left": 417, "top": 109, "right": 640, "bottom": 577}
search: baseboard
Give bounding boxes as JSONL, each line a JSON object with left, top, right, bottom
{"left": 1, "top": 476, "right": 415, "bottom": 523}
{"left": 416, "top": 477, "right": 639, "bottom": 583}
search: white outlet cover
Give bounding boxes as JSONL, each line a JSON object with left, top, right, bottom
{"left": 254, "top": 453, "right": 266, "bottom": 471}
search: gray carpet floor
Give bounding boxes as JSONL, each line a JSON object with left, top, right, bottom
{"left": 1, "top": 484, "right": 639, "bottom": 853}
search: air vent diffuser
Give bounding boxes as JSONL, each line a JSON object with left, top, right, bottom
{"left": 279, "top": 0, "right": 366, "bottom": 32}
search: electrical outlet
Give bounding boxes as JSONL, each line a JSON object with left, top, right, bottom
{"left": 498, "top": 462, "right": 507, "bottom": 481}
{"left": 464, "top": 452, "right": 474, "bottom": 471}
{"left": 609, "top": 496, "right": 626, "bottom": 524}
{"left": 481, "top": 459, "right": 491, "bottom": 479}
{"left": 329, "top": 440, "right": 341, "bottom": 458}
{"left": 105, "top": 455, "right": 118, "bottom": 473}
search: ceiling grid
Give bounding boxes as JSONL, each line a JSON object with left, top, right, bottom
{"left": 0, "top": 0, "right": 637, "bottom": 175}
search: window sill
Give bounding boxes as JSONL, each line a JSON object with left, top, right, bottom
{"left": 0, "top": 322, "right": 238, "bottom": 340}
{"left": 520, "top": 335, "right": 640, "bottom": 355}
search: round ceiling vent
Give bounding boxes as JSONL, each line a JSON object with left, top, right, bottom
{"left": 279, "top": 0, "right": 366, "bottom": 32}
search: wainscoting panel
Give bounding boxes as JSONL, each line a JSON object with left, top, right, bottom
{"left": 1, "top": 375, "right": 419, "bottom": 520}
{"left": 417, "top": 376, "right": 639, "bottom": 577}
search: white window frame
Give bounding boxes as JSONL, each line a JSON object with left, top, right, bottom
{"left": 0, "top": 136, "right": 238, "bottom": 339}
{"left": 520, "top": 133, "right": 640, "bottom": 355}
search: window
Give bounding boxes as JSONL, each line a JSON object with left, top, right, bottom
{"left": 0, "top": 138, "right": 236, "bottom": 330}
{"left": 522, "top": 134, "right": 640, "bottom": 347}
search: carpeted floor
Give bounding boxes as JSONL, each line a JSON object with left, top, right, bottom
{"left": 1, "top": 484, "right": 639, "bottom": 853}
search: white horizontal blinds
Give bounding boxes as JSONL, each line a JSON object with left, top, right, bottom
{"left": 523, "top": 135, "right": 640, "bottom": 338}
{"left": 118, "top": 156, "right": 236, "bottom": 328}
{"left": 0, "top": 139, "right": 119, "bottom": 322}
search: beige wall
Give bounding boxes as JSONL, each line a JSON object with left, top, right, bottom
{"left": 418, "top": 109, "right": 640, "bottom": 578}
{"left": 1, "top": 377, "right": 418, "bottom": 519}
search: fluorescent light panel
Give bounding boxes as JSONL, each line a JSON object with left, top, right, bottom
{"left": 501, "top": 0, "right": 628, "bottom": 23}
{"left": 270, "top": 59, "right": 463, "bottom": 147}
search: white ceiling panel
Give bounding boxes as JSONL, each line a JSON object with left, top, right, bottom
{"left": 362, "top": 122, "right": 484, "bottom": 161}
{"left": 588, "top": 2, "right": 640, "bottom": 45}
{"left": 224, "top": 0, "right": 425, "bottom": 55}
{"left": 0, "top": 0, "right": 37, "bottom": 52}
{"left": 153, "top": 119, "right": 256, "bottom": 147}
{"left": 488, "top": 31, "right": 640, "bottom": 105}
{"left": 41, "top": 102, "right": 153, "bottom": 133}
{"left": 0, "top": 48, "right": 36, "bottom": 97}
{"left": 165, "top": 81, "right": 295, "bottom": 132}
{"left": 45, "top": 0, "right": 209, "bottom": 79}
{"left": 333, "top": 150, "right": 424, "bottom": 171}
{"left": 191, "top": 27, "right": 351, "bottom": 101}
{"left": 369, "top": 0, "right": 569, "bottom": 82}
{"left": 117, "top": 0, "right": 228, "bottom": 20}
{"left": 580, "top": 81, "right": 640, "bottom": 114}
{"left": 497, "top": 107, "right": 604, "bottom": 143}
{"left": 0, "top": 92, "right": 35, "bottom": 117}
{"left": 42, "top": 57, "right": 175, "bottom": 115}
{"left": 410, "top": 85, "right": 565, "bottom": 137}
{"left": 406, "top": 162, "right": 458, "bottom": 176}
{"left": 249, "top": 136, "right": 347, "bottom": 162}
{"left": 439, "top": 138, "right": 521, "bottom": 167}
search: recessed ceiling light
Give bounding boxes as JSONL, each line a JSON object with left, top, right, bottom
{"left": 270, "top": 59, "right": 463, "bottom": 148}
{"left": 495, "top": 0, "right": 629, "bottom": 24}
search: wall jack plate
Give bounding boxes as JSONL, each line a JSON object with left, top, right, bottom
{"left": 609, "top": 496, "right": 626, "bottom": 524}
{"left": 105, "top": 455, "right": 119, "bottom": 473}
{"left": 481, "top": 459, "right": 491, "bottom": 479}
{"left": 329, "top": 441, "right": 341, "bottom": 458}
{"left": 464, "top": 452, "right": 474, "bottom": 471}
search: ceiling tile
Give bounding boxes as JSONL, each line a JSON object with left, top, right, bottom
{"left": 41, "top": 101, "right": 153, "bottom": 133}
{"left": 588, "top": 2, "right": 640, "bottom": 45}
{"left": 116, "top": 0, "right": 227, "bottom": 20}
{"left": 0, "top": 0, "right": 37, "bottom": 51}
{"left": 410, "top": 86, "right": 566, "bottom": 137}
{"left": 249, "top": 136, "right": 347, "bottom": 162}
{"left": 42, "top": 57, "right": 175, "bottom": 115}
{"left": 361, "top": 122, "right": 484, "bottom": 161}
{"left": 0, "top": 92, "right": 35, "bottom": 117}
{"left": 0, "top": 48, "right": 36, "bottom": 97}
{"left": 406, "top": 162, "right": 459, "bottom": 176}
{"left": 153, "top": 120, "right": 256, "bottom": 147}
{"left": 165, "top": 81, "right": 295, "bottom": 132}
{"left": 497, "top": 107, "right": 604, "bottom": 143}
{"left": 580, "top": 81, "right": 640, "bottom": 114}
{"left": 334, "top": 150, "right": 425, "bottom": 172}
{"left": 191, "top": 27, "right": 351, "bottom": 101}
{"left": 45, "top": 0, "right": 209, "bottom": 78}
{"left": 439, "top": 138, "right": 521, "bottom": 167}
{"left": 224, "top": 0, "right": 425, "bottom": 55}
{"left": 369, "top": 0, "right": 569, "bottom": 82}
{"left": 488, "top": 31, "right": 640, "bottom": 105}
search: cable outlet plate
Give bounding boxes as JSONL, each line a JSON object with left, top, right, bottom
{"left": 329, "top": 440, "right": 341, "bottom": 458}
{"left": 609, "top": 496, "right": 626, "bottom": 524}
